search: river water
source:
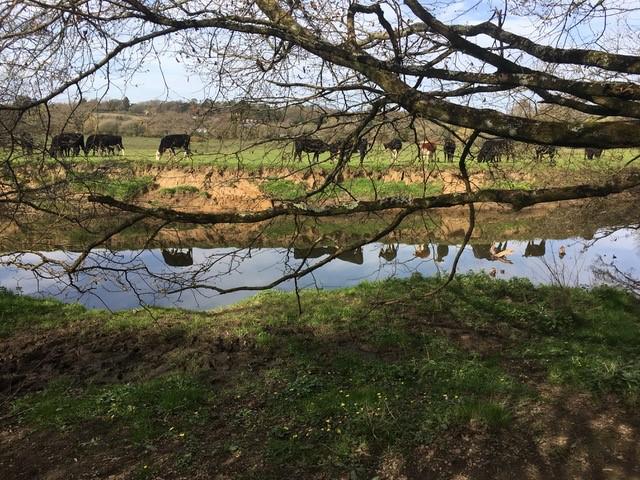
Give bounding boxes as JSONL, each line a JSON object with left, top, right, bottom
{"left": 0, "top": 221, "right": 637, "bottom": 310}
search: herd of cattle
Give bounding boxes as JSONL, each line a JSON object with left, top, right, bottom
{"left": 6, "top": 132, "right": 191, "bottom": 159}
{"left": 5, "top": 131, "right": 605, "bottom": 164}
{"left": 292, "top": 135, "right": 604, "bottom": 164}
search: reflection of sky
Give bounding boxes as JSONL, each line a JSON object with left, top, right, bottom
{"left": 1, "top": 228, "right": 638, "bottom": 311}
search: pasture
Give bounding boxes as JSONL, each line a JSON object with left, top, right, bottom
{"left": 62, "top": 136, "right": 640, "bottom": 174}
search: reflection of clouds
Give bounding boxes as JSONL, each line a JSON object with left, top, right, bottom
{"left": 1, "top": 227, "right": 639, "bottom": 311}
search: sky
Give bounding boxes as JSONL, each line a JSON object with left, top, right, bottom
{"left": 84, "top": 0, "right": 640, "bottom": 103}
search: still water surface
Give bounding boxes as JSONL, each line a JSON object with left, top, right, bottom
{"left": 1, "top": 225, "right": 637, "bottom": 310}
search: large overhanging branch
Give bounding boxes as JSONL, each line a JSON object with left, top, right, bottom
{"left": 449, "top": 19, "right": 640, "bottom": 75}
{"left": 253, "top": 0, "right": 640, "bottom": 147}
{"left": 84, "top": 172, "right": 640, "bottom": 225}
{"left": 3, "top": 1, "right": 640, "bottom": 147}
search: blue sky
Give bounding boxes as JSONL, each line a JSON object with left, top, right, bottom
{"left": 87, "top": 0, "right": 640, "bottom": 103}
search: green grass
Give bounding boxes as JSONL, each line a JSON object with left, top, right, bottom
{"left": 13, "top": 375, "right": 211, "bottom": 443}
{"left": 5, "top": 274, "right": 640, "bottom": 477}
{"left": 260, "top": 179, "right": 307, "bottom": 200}
{"left": 159, "top": 185, "right": 200, "bottom": 196}
{"left": 0, "top": 287, "right": 92, "bottom": 336}
{"left": 69, "top": 136, "right": 640, "bottom": 175}
{"left": 70, "top": 172, "right": 154, "bottom": 200}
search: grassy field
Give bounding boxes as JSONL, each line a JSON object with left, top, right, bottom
{"left": 75, "top": 135, "right": 639, "bottom": 173}
{"left": 1, "top": 274, "right": 639, "bottom": 479}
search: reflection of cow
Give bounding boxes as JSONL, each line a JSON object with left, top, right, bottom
{"left": 443, "top": 139, "right": 455, "bottom": 162}
{"left": 414, "top": 244, "right": 431, "bottom": 258}
{"left": 472, "top": 241, "right": 513, "bottom": 263}
{"left": 293, "top": 246, "right": 363, "bottom": 264}
{"left": 383, "top": 138, "right": 402, "bottom": 160}
{"left": 435, "top": 244, "right": 449, "bottom": 262}
{"left": 379, "top": 244, "right": 398, "bottom": 262}
{"left": 524, "top": 240, "right": 546, "bottom": 257}
{"left": 337, "top": 247, "right": 363, "bottom": 265}
{"left": 161, "top": 248, "right": 194, "bottom": 267}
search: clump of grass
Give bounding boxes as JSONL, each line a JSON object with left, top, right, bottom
{"left": 13, "top": 375, "right": 211, "bottom": 443}
{"left": 159, "top": 185, "right": 200, "bottom": 196}
{"left": 260, "top": 179, "right": 306, "bottom": 199}
{"left": 340, "top": 178, "right": 443, "bottom": 199}
{"left": 71, "top": 173, "right": 154, "bottom": 200}
{"left": 0, "top": 288, "right": 91, "bottom": 336}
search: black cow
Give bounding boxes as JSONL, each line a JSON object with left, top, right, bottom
{"left": 478, "top": 139, "right": 513, "bottom": 163}
{"left": 161, "top": 248, "right": 193, "bottom": 267}
{"left": 86, "top": 134, "right": 125, "bottom": 156}
{"left": 534, "top": 145, "right": 557, "bottom": 164}
{"left": 524, "top": 240, "right": 546, "bottom": 257}
{"left": 383, "top": 138, "right": 402, "bottom": 160}
{"left": 17, "top": 132, "right": 34, "bottom": 156}
{"left": 157, "top": 134, "right": 191, "bottom": 160}
{"left": 50, "top": 133, "right": 85, "bottom": 158}
{"left": 443, "top": 139, "right": 456, "bottom": 162}
{"left": 293, "top": 137, "right": 334, "bottom": 163}
{"left": 293, "top": 137, "right": 339, "bottom": 162}
{"left": 332, "top": 137, "right": 369, "bottom": 163}
{"left": 584, "top": 148, "right": 603, "bottom": 160}
{"left": 358, "top": 138, "right": 368, "bottom": 164}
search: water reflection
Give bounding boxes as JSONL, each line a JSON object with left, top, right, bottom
{"left": 1, "top": 226, "right": 639, "bottom": 310}
{"left": 161, "top": 248, "right": 194, "bottom": 267}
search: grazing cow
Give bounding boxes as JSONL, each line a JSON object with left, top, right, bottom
{"left": 357, "top": 138, "right": 368, "bottom": 164}
{"left": 86, "top": 134, "right": 125, "bottom": 156}
{"left": 293, "top": 136, "right": 333, "bottom": 163}
{"left": 156, "top": 134, "right": 191, "bottom": 161}
{"left": 161, "top": 248, "right": 193, "bottom": 267}
{"left": 50, "top": 133, "right": 85, "bottom": 158}
{"left": 17, "top": 132, "right": 33, "bottom": 156}
{"left": 332, "top": 137, "right": 368, "bottom": 163}
{"left": 383, "top": 138, "right": 402, "bottom": 160}
{"left": 524, "top": 240, "right": 546, "bottom": 257}
{"left": 584, "top": 147, "right": 603, "bottom": 160}
{"left": 477, "top": 139, "right": 513, "bottom": 163}
{"left": 420, "top": 140, "right": 437, "bottom": 162}
{"left": 534, "top": 145, "right": 557, "bottom": 164}
{"left": 443, "top": 139, "right": 456, "bottom": 162}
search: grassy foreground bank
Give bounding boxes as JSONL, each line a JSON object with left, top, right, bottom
{"left": 1, "top": 275, "right": 639, "bottom": 479}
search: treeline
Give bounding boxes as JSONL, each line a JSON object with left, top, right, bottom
{"left": 2, "top": 95, "right": 590, "bottom": 146}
